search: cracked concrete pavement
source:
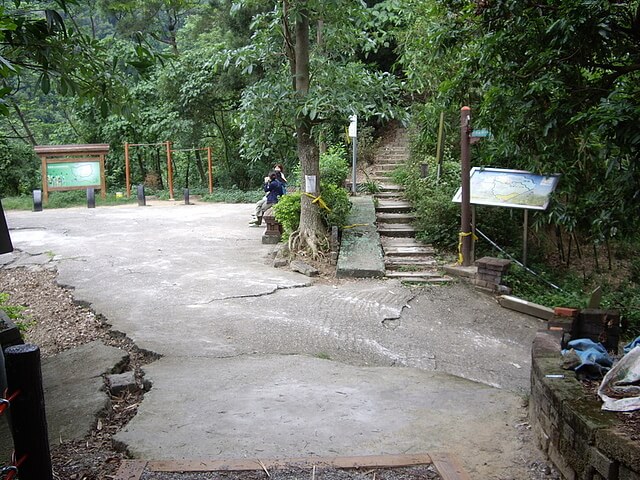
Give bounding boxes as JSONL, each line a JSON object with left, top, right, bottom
{"left": 2, "top": 202, "right": 548, "bottom": 479}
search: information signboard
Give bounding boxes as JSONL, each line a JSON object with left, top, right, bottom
{"left": 452, "top": 167, "right": 560, "bottom": 211}
{"left": 46, "top": 162, "right": 101, "bottom": 188}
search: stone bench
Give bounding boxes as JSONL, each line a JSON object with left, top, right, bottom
{"left": 262, "top": 207, "right": 283, "bottom": 244}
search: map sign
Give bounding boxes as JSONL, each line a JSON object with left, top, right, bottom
{"left": 46, "top": 162, "right": 101, "bottom": 188}
{"left": 452, "top": 167, "right": 560, "bottom": 210}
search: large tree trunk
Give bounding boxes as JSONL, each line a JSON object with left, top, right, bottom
{"left": 290, "top": 0, "right": 326, "bottom": 257}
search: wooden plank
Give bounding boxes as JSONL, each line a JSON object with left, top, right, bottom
{"left": 113, "top": 460, "right": 147, "bottom": 480}
{"left": 148, "top": 453, "right": 433, "bottom": 472}
{"left": 430, "top": 452, "right": 472, "bottom": 480}
{"left": 34, "top": 144, "right": 110, "bottom": 155}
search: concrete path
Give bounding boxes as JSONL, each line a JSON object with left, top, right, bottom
{"left": 2, "top": 202, "right": 547, "bottom": 479}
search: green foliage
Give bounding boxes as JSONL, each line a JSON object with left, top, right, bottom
{"left": 319, "top": 183, "right": 351, "bottom": 228}
{"left": 0, "top": 141, "right": 39, "bottom": 197}
{"left": 390, "top": 165, "right": 410, "bottom": 185}
{"left": 319, "top": 146, "right": 350, "bottom": 188}
{"left": 273, "top": 192, "right": 301, "bottom": 240}
{"left": 0, "top": 292, "right": 25, "bottom": 321}
{"left": 357, "top": 181, "right": 380, "bottom": 194}
{"left": 201, "top": 187, "right": 264, "bottom": 204}
{"left": 404, "top": 156, "right": 460, "bottom": 248}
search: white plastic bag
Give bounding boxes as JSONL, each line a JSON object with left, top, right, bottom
{"left": 598, "top": 346, "right": 640, "bottom": 412}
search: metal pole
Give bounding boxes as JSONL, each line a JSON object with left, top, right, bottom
{"left": 32, "top": 190, "right": 43, "bottom": 213}
{"left": 166, "top": 141, "right": 174, "bottom": 200}
{"left": 137, "top": 185, "right": 146, "bottom": 207}
{"left": 86, "top": 188, "right": 95, "bottom": 209}
{"left": 184, "top": 188, "right": 190, "bottom": 205}
{"left": 124, "top": 142, "right": 131, "bottom": 198}
{"left": 436, "top": 111, "right": 445, "bottom": 183}
{"left": 523, "top": 209, "right": 529, "bottom": 267}
{"left": 351, "top": 137, "right": 358, "bottom": 195}
{"left": 5, "top": 344, "right": 53, "bottom": 480}
{"left": 207, "top": 147, "right": 213, "bottom": 194}
{"left": 460, "top": 106, "right": 472, "bottom": 266}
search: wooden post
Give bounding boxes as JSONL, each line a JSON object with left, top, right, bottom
{"left": 41, "top": 156, "right": 48, "bottom": 202}
{"left": 124, "top": 142, "right": 131, "bottom": 198}
{"left": 207, "top": 147, "right": 213, "bottom": 194}
{"left": 523, "top": 209, "right": 529, "bottom": 267}
{"left": 99, "top": 153, "right": 106, "bottom": 199}
{"left": 471, "top": 205, "right": 476, "bottom": 265}
{"left": 460, "top": 106, "right": 472, "bottom": 266}
{"left": 166, "top": 141, "right": 174, "bottom": 200}
{"left": 5, "top": 344, "right": 53, "bottom": 480}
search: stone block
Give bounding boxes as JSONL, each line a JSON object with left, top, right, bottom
{"left": 619, "top": 465, "right": 640, "bottom": 480}
{"left": 532, "top": 331, "right": 562, "bottom": 358}
{"left": 549, "top": 437, "right": 578, "bottom": 480}
{"left": 554, "top": 307, "right": 580, "bottom": 318}
{"left": 590, "top": 446, "right": 618, "bottom": 480}
{"left": 596, "top": 429, "right": 640, "bottom": 473}
{"left": 290, "top": 260, "right": 319, "bottom": 277}
{"left": 498, "top": 295, "right": 555, "bottom": 320}
{"left": 561, "top": 434, "right": 589, "bottom": 476}
{"left": 107, "top": 371, "right": 138, "bottom": 396}
{"left": 563, "top": 399, "right": 616, "bottom": 446}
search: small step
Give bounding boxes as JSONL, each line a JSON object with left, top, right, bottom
{"left": 374, "top": 163, "right": 404, "bottom": 172}
{"left": 374, "top": 192, "right": 404, "bottom": 199}
{"left": 385, "top": 272, "right": 455, "bottom": 284}
{"left": 376, "top": 212, "right": 415, "bottom": 224}
{"left": 378, "top": 223, "right": 416, "bottom": 237}
{"left": 376, "top": 203, "right": 412, "bottom": 214}
{"left": 385, "top": 256, "right": 437, "bottom": 268}
{"left": 383, "top": 246, "right": 436, "bottom": 256}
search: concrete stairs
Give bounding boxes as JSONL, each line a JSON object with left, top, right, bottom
{"left": 371, "top": 126, "right": 453, "bottom": 284}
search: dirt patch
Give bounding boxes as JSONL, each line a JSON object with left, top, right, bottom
{"left": 0, "top": 267, "right": 151, "bottom": 480}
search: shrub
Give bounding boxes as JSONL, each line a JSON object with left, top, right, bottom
{"left": 201, "top": 187, "right": 264, "bottom": 203}
{"left": 0, "top": 141, "right": 40, "bottom": 197}
{"left": 320, "top": 146, "right": 350, "bottom": 187}
{"left": 273, "top": 192, "right": 301, "bottom": 240}
{"left": 320, "top": 184, "right": 351, "bottom": 228}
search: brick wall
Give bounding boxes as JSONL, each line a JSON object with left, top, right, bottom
{"left": 530, "top": 331, "right": 640, "bottom": 479}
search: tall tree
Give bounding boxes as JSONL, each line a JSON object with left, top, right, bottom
{"left": 231, "top": 0, "right": 405, "bottom": 255}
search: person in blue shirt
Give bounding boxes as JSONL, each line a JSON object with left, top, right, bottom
{"left": 250, "top": 171, "right": 284, "bottom": 226}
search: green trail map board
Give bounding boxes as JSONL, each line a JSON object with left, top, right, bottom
{"left": 46, "top": 162, "right": 101, "bottom": 188}
{"left": 452, "top": 167, "right": 560, "bottom": 211}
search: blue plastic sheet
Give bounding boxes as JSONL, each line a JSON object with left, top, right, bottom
{"left": 624, "top": 336, "right": 640, "bottom": 354}
{"left": 562, "top": 338, "right": 613, "bottom": 378}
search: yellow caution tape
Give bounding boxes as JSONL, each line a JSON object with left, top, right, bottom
{"left": 343, "top": 223, "right": 369, "bottom": 229}
{"left": 303, "top": 192, "right": 332, "bottom": 212}
{"left": 457, "top": 231, "right": 478, "bottom": 265}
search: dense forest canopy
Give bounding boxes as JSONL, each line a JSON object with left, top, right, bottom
{"left": 0, "top": 0, "right": 639, "bottom": 253}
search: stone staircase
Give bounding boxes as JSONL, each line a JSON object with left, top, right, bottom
{"left": 371, "top": 127, "right": 453, "bottom": 284}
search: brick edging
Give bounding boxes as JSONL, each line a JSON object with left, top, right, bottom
{"left": 530, "top": 331, "right": 640, "bottom": 479}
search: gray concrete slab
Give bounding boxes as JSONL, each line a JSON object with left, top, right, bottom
{"left": 337, "top": 196, "right": 385, "bottom": 278}
{"left": 2, "top": 203, "right": 548, "bottom": 479}
{"left": 0, "top": 340, "right": 127, "bottom": 456}
{"left": 115, "top": 354, "right": 525, "bottom": 465}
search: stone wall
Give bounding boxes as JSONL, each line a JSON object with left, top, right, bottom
{"left": 530, "top": 331, "right": 640, "bottom": 480}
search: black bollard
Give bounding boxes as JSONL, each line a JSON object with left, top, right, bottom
{"left": 0, "top": 200, "right": 12, "bottom": 254}
{"left": 86, "top": 187, "right": 96, "bottom": 209}
{"left": 184, "top": 188, "right": 190, "bottom": 205}
{"left": 32, "top": 190, "right": 42, "bottom": 212}
{"left": 137, "top": 185, "right": 146, "bottom": 206}
{"left": 5, "top": 344, "right": 53, "bottom": 480}
{"left": 420, "top": 163, "right": 429, "bottom": 178}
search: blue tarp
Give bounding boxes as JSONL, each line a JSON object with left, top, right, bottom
{"left": 624, "top": 336, "right": 640, "bottom": 354}
{"left": 562, "top": 338, "right": 613, "bottom": 378}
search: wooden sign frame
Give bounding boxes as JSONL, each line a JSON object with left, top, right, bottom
{"left": 34, "top": 144, "right": 109, "bottom": 202}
